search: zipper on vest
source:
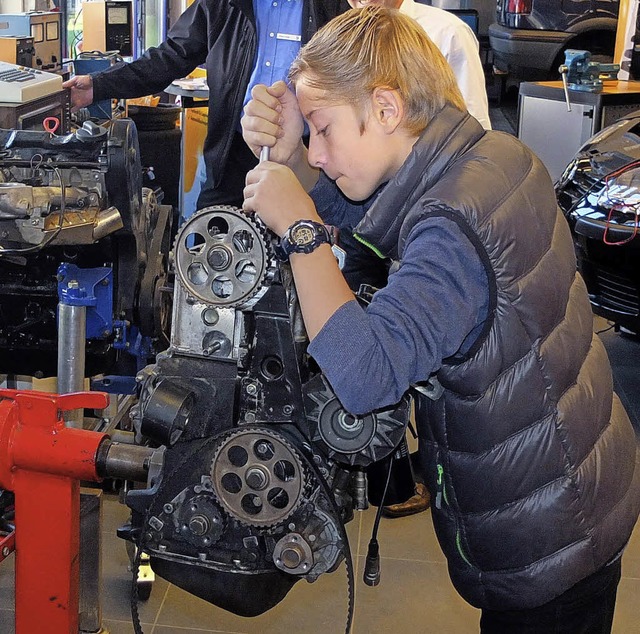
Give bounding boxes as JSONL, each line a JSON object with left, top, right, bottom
{"left": 456, "top": 530, "right": 472, "bottom": 567}
{"left": 352, "top": 232, "right": 386, "bottom": 259}
{"left": 436, "top": 457, "right": 473, "bottom": 568}
{"left": 435, "top": 462, "right": 445, "bottom": 509}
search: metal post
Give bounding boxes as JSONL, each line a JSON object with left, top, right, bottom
{"left": 57, "top": 300, "right": 87, "bottom": 427}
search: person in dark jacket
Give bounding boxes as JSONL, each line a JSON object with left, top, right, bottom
{"left": 62, "top": 0, "right": 347, "bottom": 210}
{"left": 241, "top": 7, "right": 640, "bottom": 632}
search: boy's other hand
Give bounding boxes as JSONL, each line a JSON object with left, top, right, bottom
{"left": 62, "top": 75, "right": 94, "bottom": 111}
{"left": 242, "top": 81, "right": 304, "bottom": 167}
{"left": 243, "top": 161, "right": 321, "bottom": 237}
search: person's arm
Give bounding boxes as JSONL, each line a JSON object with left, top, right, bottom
{"left": 243, "top": 159, "right": 353, "bottom": 336}
{"left": 90, "top": 0, "right": 211, "bottom": 102}
{"left": 244, "top": 159, "right": 489, "bottom": 414}
{"left": 242, "top": 81, "right": 320, "bottom": 191}
{"left": 62, "top": 74, "right": 94, "bottom": 110}
{"left": 307, "top": 218, "right": 489, "bottom": 414}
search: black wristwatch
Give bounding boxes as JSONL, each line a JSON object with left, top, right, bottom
{"left": 276, "top": 219, "right": 332, "bottom": 261}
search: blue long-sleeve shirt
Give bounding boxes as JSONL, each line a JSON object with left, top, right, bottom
{"left": 308, "top": 174, "right": 489, "bottom": 415}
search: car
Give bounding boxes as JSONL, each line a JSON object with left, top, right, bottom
{"left": 488, "top": 0, "right": 619, "bottom": 80}
{"left": 555, "top": 110, "right": 640, "bottom": 333}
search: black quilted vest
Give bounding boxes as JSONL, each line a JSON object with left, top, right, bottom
{"left": 356, "top": 105, "right": 640, "bottom": 610}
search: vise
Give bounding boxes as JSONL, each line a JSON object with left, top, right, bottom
{"left": 559, "top": 49, "right": 619, "bottom": 92}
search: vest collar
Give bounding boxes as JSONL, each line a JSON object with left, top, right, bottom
{"left": 354, "top": 105, "right": 485, "bottom": 260}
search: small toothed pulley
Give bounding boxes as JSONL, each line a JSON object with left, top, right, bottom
{"left": 174, "top": 206, "right": 275, "bottom": 309}
{"left": 210, "top": 427, "right": 305, "bottom": 527}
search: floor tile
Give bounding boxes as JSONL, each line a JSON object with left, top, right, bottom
{"left": 359, "top": 506, "right": 445, "bottom": 565}
{"left": 612, "top": 575, "right": 640, "bottom": 634}
{"left": 0, "top": 608, "right": 14, "bottom": 634}
{"left": 351, "top": 556, "right": 479, "bottom": 634}
{"left": 104, "top": 617, "right": 156, "bottom": 633}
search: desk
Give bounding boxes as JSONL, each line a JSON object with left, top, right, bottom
{"left": 518, "top": 80, "right": 640, "bottom": 181}
{"left": 164, "top": 82, "right": 209, "bottom": 219}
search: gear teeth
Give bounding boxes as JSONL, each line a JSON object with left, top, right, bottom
{"left": 209, "top": 426, "right": 307, "bottom": 529}
{"left": 172, "top": 205, "right": 276, "bottom": 309}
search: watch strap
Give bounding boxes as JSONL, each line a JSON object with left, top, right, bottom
{"left": 276, "top": 220, "right": 332, "bottom": 261}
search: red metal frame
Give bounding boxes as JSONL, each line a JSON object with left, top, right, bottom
{"left": 0, "top": 389, "right": 109, "bottom": 634}
{"left": 0, "top": 528, "right": 15, "bottom": 562}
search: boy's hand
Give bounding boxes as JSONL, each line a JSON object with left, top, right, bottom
{"left": 62, "top": 75, "right": 94, "bottom": 111}
{"left": 242, "top": 81, "right": 304, "bottom": 167}
{"left": 243, "top": 161, "right": 321, "bottom": 237}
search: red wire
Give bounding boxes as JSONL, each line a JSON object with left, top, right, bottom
{"left": 601, "top": 161, "right": 640, "bottom": 246}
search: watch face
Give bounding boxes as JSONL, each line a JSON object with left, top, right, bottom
{"left": 291, "top": 224, "right": 316, "bottom": 246}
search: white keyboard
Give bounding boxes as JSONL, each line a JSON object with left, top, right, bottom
{"left": 0, "top": 62, "right": 62, "bottom": 104}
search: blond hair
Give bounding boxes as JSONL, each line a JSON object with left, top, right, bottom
{"left": 289, "top": 6, "right": 466, "bottom": 135}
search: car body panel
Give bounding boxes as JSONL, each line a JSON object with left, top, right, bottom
{"left": 489, "top": 0, "right": 619, "bottom": 77}
{"left": 556, "top": 111, "right": 640, "bottom": 331}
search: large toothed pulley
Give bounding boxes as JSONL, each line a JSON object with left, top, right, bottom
{"left": 210, "top": 427, "right": 305, "bottom": 528}
{"left": 173, "top": 206, "right": 275, "bottom": 309}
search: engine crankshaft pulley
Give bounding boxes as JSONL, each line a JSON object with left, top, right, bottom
{"left": 210, "top": 427, "right": 305, "bottom": 528}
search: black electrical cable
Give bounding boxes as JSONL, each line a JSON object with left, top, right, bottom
{"left": 595, "top": 321, "right": 616, "bottom": 335}
{"left": 363, "top": 452, "right": 395, "bottom": 587}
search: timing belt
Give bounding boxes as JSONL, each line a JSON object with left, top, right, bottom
{"left": 300, "top": 448, "right": 356, "bottom": 634}
{"left": 128, "top": 434, "right": 356, "bottom": 634}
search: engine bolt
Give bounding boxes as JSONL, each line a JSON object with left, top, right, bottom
{"left": 245, "top": 383, "right": 257, "bottom": 395}
{"left": 207, "top": 246, "right": 232, "bottom": 271}
{"left": 202, "top": 307, "right": 219, "bottom": 326}
{"left": 163, "top": 504, "right": 174, "bottom": 514}
{"left": 189, "top": 515, "right": 209, "bottom": 536}
{"left": 255, "top": 441, "right": 274, "bottom": 459}
{"left": 2, "top": 546, "right": 9, "bottom": 557}
{"left": 246, "top": 467, "right": 269, "bottom": 490}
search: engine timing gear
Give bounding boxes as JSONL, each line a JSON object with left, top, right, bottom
{"left": 210, "top": 427, "right": 305, "bottom": 528}
{"left": 173, "top": 205, "right": 275, "bottom": 309}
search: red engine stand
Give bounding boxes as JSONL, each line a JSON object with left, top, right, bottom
{"left": 0, "top": 389, "right": 109, "bottom": 634}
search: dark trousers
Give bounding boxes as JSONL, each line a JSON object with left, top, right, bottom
{"left": 196, "top": 131, "right": 259, "bottom": 210}
{"left": 480, "top": 556, "right": 622, "bottom": 634}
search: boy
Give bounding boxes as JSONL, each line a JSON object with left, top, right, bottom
{"left": 241, "top": 7, "right": 640, "bottom": 632}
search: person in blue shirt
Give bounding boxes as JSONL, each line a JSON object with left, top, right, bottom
{"left": 241, "top": 7, "right": 640, "bottom": 632}
{"left": 63, "top": 0, "right": 347, "bottom": 210}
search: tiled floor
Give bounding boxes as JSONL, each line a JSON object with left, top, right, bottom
{"left": 1, "top": 103, "right": 639, "bottom": 634}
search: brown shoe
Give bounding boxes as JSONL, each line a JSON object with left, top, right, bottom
{"left": 381, "top": 483, "right": 431, "bottom": 518}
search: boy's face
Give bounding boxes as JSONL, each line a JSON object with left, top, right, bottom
{"left": 297, "top": 80, "right": 406, "bottom": 201}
